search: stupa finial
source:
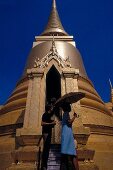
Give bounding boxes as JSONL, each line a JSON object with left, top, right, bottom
{"left": 53, "top": 0, "right": 56, "bottom": 8}
{"left": 41, "top": 0, "right": 68, "bottom": 36}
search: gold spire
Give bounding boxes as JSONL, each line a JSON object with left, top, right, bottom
{"left": 41, "top": 0, "right": 68, "bottom": 36}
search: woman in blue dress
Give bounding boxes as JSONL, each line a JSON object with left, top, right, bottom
{"left": 60, "top": 102, "right": 79, "bottom": 170}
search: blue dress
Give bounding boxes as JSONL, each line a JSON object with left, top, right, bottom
{"left": 61, "top": 112, "right": 76, "bottom": 156}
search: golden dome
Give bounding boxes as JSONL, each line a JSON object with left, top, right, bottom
{"left": 23, "top": 41, "right": 87, "bottom": 77}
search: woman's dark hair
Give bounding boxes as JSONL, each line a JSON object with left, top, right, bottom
{"left": 61, "top": 102, "right": 71, "bottom": 112}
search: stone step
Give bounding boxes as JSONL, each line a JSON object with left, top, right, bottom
{"left": 49, "top": 153, "right": 61, "bottom": 157}
{"left": 47, "top": 144, "right": 61, "bottom": 170}
{"left": 48, "top": 161, "right": 61, "bottom": 165}
{"left": 47, "top": 165, "right": 60, "bottom": 170}
{"left": 48, "top": 157, "right": 61, "bottom": 161}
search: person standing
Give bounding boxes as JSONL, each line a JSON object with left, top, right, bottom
{"left": 60, "top": 102, "right": 79, "bottom": 170}
{"left": 41, "top": 104, "right": 56, "bottom": 170}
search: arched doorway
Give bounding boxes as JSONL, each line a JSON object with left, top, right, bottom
{"left": 46, "top": 65, "right": 61, "bottom": 143}
{"left": 46, "top": 65, "right": 61, "bottom": 104}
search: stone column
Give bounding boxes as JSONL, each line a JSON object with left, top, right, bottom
{"left": 62, "top": 68, "right": 79, "bottom": 94}
{"left": 62, "top": 68, "right": 84, "bottom": 127}
{"left": 17, "top": 68, "right": 44, "bottom": 136}
{"left": 13, "top": 68, "right": 45, "bottom": 169}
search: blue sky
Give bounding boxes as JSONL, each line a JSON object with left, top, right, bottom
{"left": 0, "top": 0, "right": 113, "bottom": 104}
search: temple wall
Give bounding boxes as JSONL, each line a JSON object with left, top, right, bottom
{"left": 87, "top": 134, "right": 113, "bottom": 170}
{"left": 0, "top": 135, "right": 15, "bottom": 170}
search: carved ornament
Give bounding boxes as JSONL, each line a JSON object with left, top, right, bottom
{"left": 34, "top": 37, "right": 71, "bottom": 69}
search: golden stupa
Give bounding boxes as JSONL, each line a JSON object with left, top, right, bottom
{"left": 0, "top": 0, "right": 113, "bottom": 170}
